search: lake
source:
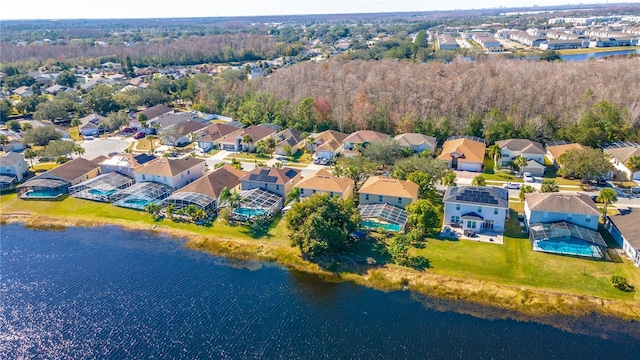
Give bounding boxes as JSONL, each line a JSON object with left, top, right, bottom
{"left": 560, "top": 49, "right": 640, "bottom": 61}
{"left": 2, "top": 223, "right": 640, "bottom": 359}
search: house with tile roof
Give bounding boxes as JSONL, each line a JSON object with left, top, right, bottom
{"left": 79, "top": 113, "right": 107, "bottom": 136}
{"left": 495, "top": 139, "right": 546, "bottom": 166}
{"left": 443, "top": 186, "right": 509, "bottom": 233}
{"left": 195, "top": 123, "right": 242, "bottom": 152}
{"left": 296, "top": 169, "right": 354, "bottom": 200}
{"left": 438, "top": 136, "right": 486, "bottom": 172}
{"left": 13, "top": 86, "right": 34, "bottom": 98}
{"left": 161, "top": 120, "right": 208, "bottom": 146}
{"left": 343, "top": 130, "right": 390, "bottom": 151}
{"left": 358, "top": 176, "right": 418, "bottom": 209}
{"left": 273, "top": 129, "right": 305, "bottom": 156}
{"left": 524, "top": 192, "right": 600, "bottom": 231}
{"left": 239, "top": 167, "right": 301, "bottom": 197}
{"left": 606, "top": 209, "right": 640, "bottom": 267}
{"left": 162, "top": 164, "right": 247, "bottom": 214}
{"left": 545, "top": 141, "right": 584, "bottom": 166}
{"left": 216, "top": 125, "right": 276, "bottom": 152}
{"left": 16, "top": 157, "right": 102, "bottom": 199}
{"left": 99, "top": 153, "right": 157, "bottom": 176}
{"left": 134, "top": 157, "right": 205, "bottom": 190}
{"left": 394, "top": 133, "right": 437, "bottom": 154}
{"left": 603, "top": 142, "right": 640, "bottom": 181}
{"left": 137, "top": 105, "right": 173, "bottom": 122}
{"left": 310, "top": 130, "right": 349, "bottom": 159}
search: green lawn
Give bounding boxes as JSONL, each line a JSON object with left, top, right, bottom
{"left": 225, "top": 152, "right": 272, "bottom": 162}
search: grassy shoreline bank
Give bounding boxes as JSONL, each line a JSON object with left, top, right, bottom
{"left": 2, "top": 202, "right": 640, "bottom": 323}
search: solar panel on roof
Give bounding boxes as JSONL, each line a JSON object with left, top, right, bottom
{"left": 285, "top": 169, "right": 298, "bottom": 179}
{"left": 134, "top": 153, "right": 156, "bottom": 164}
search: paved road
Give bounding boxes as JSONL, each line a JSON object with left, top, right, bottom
{"left": 79, "top": 138, "right": 131, "bottom": 160}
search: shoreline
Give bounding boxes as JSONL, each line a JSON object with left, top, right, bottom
{"left": 2, "top": 213, "right": 640, "bottom": 325}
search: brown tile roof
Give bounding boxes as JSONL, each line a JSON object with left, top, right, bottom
{"left": 313, "top": 130, "right": 349, "bottom": 146}
{"left": 240, "top": 167, "right": 300, "bottom": 185}
{"left": 546, "top": 143, "right": 584, "bottom": 160}
{"left": 438, "top": 137, "right": 486, "bottom": 164}
{"left": 496, "top": 139, "right": 545, "bottom": 154}
{"left": 135, "top": 157, "right": 205, "bottom": 177}
{"left": 197, "top": 123, "right": 241, "bottom": 143}
{"left": 174, "top": 120, "right": 208, "bottom": 137}
{"left": 218, "top": 125, "right": 275, "bottom": 144}
{"left": 39, "top": 158, "right": 99, "bottom": 182}
{"left": 176, "top": 164, "right": 246, "bottom": 198}
{"left": 273, "top": 129, "right": 304, "bottom": 147}
{"left": 296, "top": 169, "right": 354, "bottom": 193}
{"left": 393, "top": 133, "right": 437, "bottom": 148}
{"left": 525, "top": 192, "right": 600, "bottom": 216}
{"left": 90, "top": 155, "right": 109, "bottom": 165}
{"left": 343, "top": 130, "right": 390, "bottom": 144}
{"left": 359, "top": 176, "right": 419, "bottom": 198}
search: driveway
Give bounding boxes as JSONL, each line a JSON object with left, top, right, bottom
{"left": 79, "top": 138, "right": 130, "bottom": 160}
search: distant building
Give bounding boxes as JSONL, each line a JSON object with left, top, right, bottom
{"left": 359, "top": 176, "right": 418, "bottom": 209}
{"left": 0, "top": 152, "right": 29, "bottom": 187}
{"left": 603, "top": 142, "right": 640, "bottom": 181}
{"left": 438, "top": 136, "right": 486, "bottom": 172}
{"left": 607, "top": 210, "right": 640, "bottom": 267}
{"left": 393, "top": 133, "right": 437, "bottom": 154}
{"left": 436, "top": 34, "right": 459, "bottom": 50}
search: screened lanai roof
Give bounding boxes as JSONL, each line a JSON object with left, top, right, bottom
{"left": 235, "top": 188, "right": 283, "bottom": 211}
{"left": 358, "top": 203, "right": 408, "bottom": 227}
{"left": 111, "top": 181, "right": 173, "bottom": 209}
{"left": 18, "top": 178, "right": 69, "bottom": 189}
{"left": 163, "top": 191, "right": 215, "bottom": 209}
{"left": 529, "top": 221, "right": 607, "bottom": 247}
{"left": 69, "top": 172, "right": 135, "bottom": 201}
{"left": 0, "top": 175, "right": 16, "bottom": 185}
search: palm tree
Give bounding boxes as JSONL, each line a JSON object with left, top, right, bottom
{"left": 73, "top": 145, "right": 85, "bottom": 158}
{"left": 286, "top": 187, "right": 301, "bottom": 203}
{"left": 146, "top": 135, "right": 156, "bottom": 153}
{"left": 627, "top": 155, "right": 640, "bottom": 174}
{"left": 597, "top": 188, "right": 618, "bottom": 223}
{"left": 23, "top": 148, "right": 37, "bottom": 168}
{"left": 514, "top": 156, "right": 528, "bottom": 175}
{"left": 71, "top": 118, "right": 82, "bottom": 136}
{"left": 519, "top": 185, "right": 535, "bottom": 202}
{"left": 227, "top": 193, "right": 244, "bottom": 212}
{"left": 218, "top": 187, "right": 231, "bottom": 205}
{"left": 442, "top": 171, "right": 457, "bottom": 187}
{"left": 540, "top": 179, "right": 559, "bottom": 193}
{"left": 488, "top": 144, "right": 502, "bottom": 171}
{"left": 242, "top": 134, "right": 253, "bottom": 152}
{"left": 265, "top": 137, "right": 276, "bottom": 154}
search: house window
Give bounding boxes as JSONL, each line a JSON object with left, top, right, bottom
{"left": 187, "top": 170, "right": 190, "bottom": 175}
{"left": 467, "top": 221, "right": 477, "bottom": 229}
{"left": 164, "top": 176, "right": 168, "bottom": 183}
{"left": 585, "top": 217, "right": 591, "bottom": 223}
{"left": 365, "top": 194, "right": 369, "bottom": 200}
{"left": 330, "top": 192, "right": 334, "bottom": 197}
{"left": 276, "top": 184, "right": 280, "bottom": 191}
{"left": 300, "top": 189, "right": 305, "bottom": 194}
{"left": 478, "top": 206, "right": 482, "bottom": 213}
{"left": 456, "top": 204, "right": 460, "bottom": 210}
{"left": 378, "top": 195, "right": 383, "bottom": 202}
{"left": 142, "top": 174, "right": 146, "bottom": 180}
{"left": 313, "top": 190, "right": 316, "bottom": 194}
{"left": 494, "top": 208, "right": 499, "bottom": 215}
{"left": 398, "top": 197, "right": 402, "bottom": 204}
{"left": 451, "top": 215, "right": 460, "bottom": 223}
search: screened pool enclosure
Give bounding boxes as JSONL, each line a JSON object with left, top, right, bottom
{"left": 69, "top": 172, "right": 135, "bottom": 202}
{"left": 529, "top": 221, "right": 607, "bottom": 259}
{"left": 111, "top": 182, "right": 173, "bottom": 210}
{"left": 357, "top": 203, "right": 408, "bottom": 233}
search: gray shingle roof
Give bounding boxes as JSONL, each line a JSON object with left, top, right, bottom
{"left": 443, "top": 186, "right": 509, "bottom": 208}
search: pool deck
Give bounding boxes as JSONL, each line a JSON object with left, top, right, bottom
{"left": 440, "top": 226, "right": 504, "bottom": 245}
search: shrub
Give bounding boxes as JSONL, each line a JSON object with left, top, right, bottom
{"left": 610, "top": 275, "right": 634, "bottom": 292}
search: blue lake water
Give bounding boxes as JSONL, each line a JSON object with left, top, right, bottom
{"left": 2, "top": 223, "right": 640, "bottom": 359}
{"left": 560, "top": 49, "right": 640, "bottom": 61}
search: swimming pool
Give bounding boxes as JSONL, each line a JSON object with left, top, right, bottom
{"left": 88, "top": 189, "right": 117, "bottom": 196}
{"left": 534, "top": 240, "right": 603, "bottom": 258}
{"left": 23, "top": 190, "right": 65, "bottom": 199}
{"left": 233, "top": 207, "right": 269, "bottom": 217}
{"left": 124, "top": 198, "right": 151, "bottom": 206}
{"left": 360, "top": 219, "right": 403, "bottom": 233}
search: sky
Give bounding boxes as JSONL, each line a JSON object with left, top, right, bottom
{"left": 2, "top": 0, "right": 638, "bottom": 20}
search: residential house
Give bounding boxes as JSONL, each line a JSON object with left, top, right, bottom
{"left": 438, "top": 136, "right": 486, "bottom": 172}
{"left": 162, "top": 164, "right": 247, "bottom": 214}
{"left": 443, "top": 186, "right": 509, "bottom": 233}
{"left": 603, "top": 142, "right": 640, "bottom": 181}
{"left": 606, "top": 210, "right": 640, "bottom": 267}
{"left": 495, "top": 139, "right": 546, "bottom": 175}
{"left": 310, "top": 130, "right": 349, "bottom": 159}
{"left": 524, "top": 192, "right": 600, "bottom": 231}
{"left": 342, "top": 130, "right": 390, "bottom": 151}
{"left": 13, "top": 86, "right": 34, "bottom": 98}
{"left": 359, "top": 176, "right": 419, "bottom": 209}
{"left": 239, "top": 167, "right": 301, "bottom": 197}
{"left": 137, "top": 104, "right": 174, "bottom": 124}
{"left": 273, "top": 129, "right": 305, "bottom": 156}
{"left": 45, "top": 84, "right": 67, "bottom": 95}
{"left": 17, "top": 157, "right": 102, "bottom": 199}
{"left": 134, "top": 157, "right": 206, "bottom": 190}
{"left": 160, "top": 120, "right": 208, "bottom": 147}
{"left": 545, "top": 141, "right": 584, "bottom": 165}
{"left": 394, "top": 133, "right": 437, "bottom": 154}
{"left": 99, "top": 153, "right": 157, "bottom": 176}
{"left": 148, "top": 112, "right": 198, "bottom": 131}
{"left": 78, "top": 113, "right": 107, "bottom": 136}
{"left": 0, "top": 129, "right": 24, "bottom": 152}
{"left": 0, "top": 152, "right": 29, "bottom": 188}
{"left": 216, "top": 126, "right": 276, "bottom": 152}
{"left": 195, "top": 123, "right": 242, "bottom": 152}
{"left": 296, "top": 169, "right": 354, "bottom": 200}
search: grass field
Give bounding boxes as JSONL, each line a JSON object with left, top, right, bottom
{"left": 557, "top": 46, "right": 640, "bottom": 55}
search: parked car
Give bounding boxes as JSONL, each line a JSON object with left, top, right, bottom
{"left": 122, "top": 127, "right": 138, "bottom": 133}
{"left": 133, "top": 132, "right": 146, "bottom": 139}
{"left": 503, "top": 182, "right": 521, "bottom": 190}
{"left": 523, "top": 172, "right": 534, "bottom": 183}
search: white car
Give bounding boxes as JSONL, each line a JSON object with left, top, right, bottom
{"left": 523, "top": 172, "right": 534, "bottom": 183}
{"left": 503, "top": 182, "right": 521, "bottom": 190}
